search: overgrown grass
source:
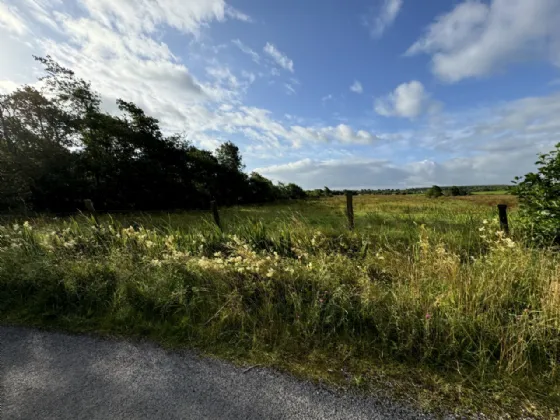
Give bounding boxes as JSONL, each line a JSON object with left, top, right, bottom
{"left": 1, "top": 195, "right": 559, "bottom": 418}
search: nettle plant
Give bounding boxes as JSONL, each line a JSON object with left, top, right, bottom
{"left": 513, "top": 143, "right": 560, "bottom": 246}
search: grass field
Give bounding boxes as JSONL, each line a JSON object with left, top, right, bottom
{"left": 1, "top": 194, "right": 559, "bottom": 418}
{"left": 471, "top": 190, "right": 510, "bottom": 195}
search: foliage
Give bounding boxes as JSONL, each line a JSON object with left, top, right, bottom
{"left": 1, "top": 194, "right": 560, "bottom": 417}
{"left": 425, "top": 185, "right": 443, "bottom": 198}
{"left": 449, "top": 185, "right": 469, "bottom": 196}
{"left": 0, "top": 56, "right": 304, "bottom": 213}
{"left": 512, "top": 143, "right": 560, "bottom": 245}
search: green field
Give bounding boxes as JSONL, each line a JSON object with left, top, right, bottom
{"left": 1, "top": 194, "right": 559, "bottom": 418}
{"left": 471, "top": 190, "right": 510, "bottom": 195}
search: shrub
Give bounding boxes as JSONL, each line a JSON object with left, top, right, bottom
{"left": 426, "top": 185, "right": 443, "bottom": 198}
{"left": 513, "top": 143, "right": 560, "bottom": 245}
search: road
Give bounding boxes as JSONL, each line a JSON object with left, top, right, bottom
{"left": 1, "top": 326, "right": 434, "bottom": 419}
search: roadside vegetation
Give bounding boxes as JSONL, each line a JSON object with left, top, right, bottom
{"left": 1, "top": 194, "right": 559, "bottom": 418}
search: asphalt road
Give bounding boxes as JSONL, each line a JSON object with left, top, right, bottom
{"left": 1, "top": 326, "right": 435, "bottom": 420}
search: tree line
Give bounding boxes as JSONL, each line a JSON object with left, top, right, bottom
{"left": 306, "top": 185, "right": 509, "bottom": 197}
{"left": 0, "top": 56, "right": 306, "bottom": 214}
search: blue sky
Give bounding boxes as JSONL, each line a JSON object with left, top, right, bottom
{"left": 1, "top": 0, "right": 560, "bottom": 189}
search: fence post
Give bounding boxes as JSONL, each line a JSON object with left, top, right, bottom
{"left": 83, "top": 199, "right": 99, "bottom": 225}
{"left": 497, "top": 204, "right": 509, "bottom": 234}
{"left": 211, "top": 200, "right": 222, "bottom": 231}
{"left": 346, "top": 191, "right": 354, "bottom": 230}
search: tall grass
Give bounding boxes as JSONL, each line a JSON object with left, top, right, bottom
{"left": 1, "top": 195, "right": 558, "bottom": 416}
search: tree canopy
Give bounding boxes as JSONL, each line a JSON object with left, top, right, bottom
{"left": 0, "top": 56, "right": 305, "bottom": 213}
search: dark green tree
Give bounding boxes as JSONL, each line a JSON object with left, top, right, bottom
{"left": 215, "top": 141, "right": 244, "bottom": 172}
{"left": 426, "top": 185, "right": 443, "bottom": 198}
{"left": 0, "top": 56, "right": 305, "bottom": 213}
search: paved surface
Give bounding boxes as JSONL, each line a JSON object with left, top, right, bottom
{"left": 1, "top": 326, "right": 435, "bottom": 419}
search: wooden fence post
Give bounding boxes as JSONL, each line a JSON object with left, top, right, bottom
{"left": 497, "top": 204, "right": 509, "bottom": 234}
{"left": 211, "top": 200, "right": 222, "bottom": 231}
{"left": 83, "top": 199, "right": 99, "bottom": 225}
{"left": 346, "top": 191, "right": 354, "bottom": 230}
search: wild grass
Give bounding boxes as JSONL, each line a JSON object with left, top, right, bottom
{"left": 1, "top": 194, "right": 558, "bottom": 418}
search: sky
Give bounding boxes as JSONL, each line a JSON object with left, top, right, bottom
{"left": 1, "top": 0, "right": 560, "bottom": 190}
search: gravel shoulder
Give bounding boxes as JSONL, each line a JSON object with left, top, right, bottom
{"left": 1, "top": 326, "right": 435, "bottom": 420}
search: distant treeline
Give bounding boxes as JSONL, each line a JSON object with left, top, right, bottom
{"left": 308, "top": 185, "right": 511, "bottom": 197}
{"left": 0, "top": 56, "right": 306, "bottom": 214}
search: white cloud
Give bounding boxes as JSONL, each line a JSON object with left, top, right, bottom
{"left": 263, "top": 42, "right": 294, "bottom": 73}
{"left": 285, "top": 83, "right": 296, "bottom": 95}
{"left": 232, "top": 39, "right": 260, "bottom": 64}
{"left": 363, "top": 0, "right": 403, "bottom": 38}
{"left": 0, "top": 2, "right": 28, "bottom": 35}
{"left": 407, "top": 0, "right": 560, "bottom": 82}
{"left": 78, "top": 0, "right": 248, "bottom": 37}
{"left": 375, "top": 80, "right": 434, "bottom": 119}
{"left": 258, "top": 88, "right": 560, "bottom": 189}
{"left": 350, "top": 80, "right": 363, "bottom": 94}
{"left": 225, "top": 5, "right": 252, "bottom": 22}
{"left": 255, "top": 146, "right": 545, "bottom": 190}
{"left": 288, "top": 124, "right": 376, "bottom": 148}
{"left": 0, "top": 79, "right": 20, "bottom": 94}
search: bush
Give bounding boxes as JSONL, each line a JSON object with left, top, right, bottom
{"left": 513, "top": 143, "right": 560, "bottom": 245}
{"left": 426, "top": 185, "right": 443, "bottom": 198}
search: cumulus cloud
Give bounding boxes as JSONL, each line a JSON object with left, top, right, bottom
{"left": 375, "top": 80, "right": 435, "bottom": 119}
{"left": 255, "top": 148, "right": 544, "bottom": 190}
{"left": 363, "top": 0, "right": 403, "bottom": 38}
{"left": 350, "top": 80, "right": 363, "bottom": 94}
{"left": 288, "top": 124, "right": 376, "bottom": 148}
{"left": 0, "top": 0, "right": 381, "bottom": 155}
{"left": 407, "top": 0, "right": 560, "bottom": 82}
{"left": 258, "top": 88, "right": 560, "bottom": 189}
{"left": 263, "top": 42, "right": 294, "bottom": 73}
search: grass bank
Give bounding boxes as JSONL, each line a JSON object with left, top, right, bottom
{"left": 1, "top": 195, "right": 558, "bottom": 418}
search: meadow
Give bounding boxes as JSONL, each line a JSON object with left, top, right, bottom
{"left": 1, "top": 194, "right": 559, "bottom": 418}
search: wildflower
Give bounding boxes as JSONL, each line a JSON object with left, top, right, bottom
{"left": 284, "top": 267, "right": 295, "bottom": 275}
{"left": 150, "top": 259, "right": 162, "bottom": 267}
{"left": 425, "top": 313, "right": 431, "bottom": 320}
{"left": 23, "top": 221, "right": 32, "bottom": 231}
{"left": 307, "top": 262, "right": 313, "bottom": 269}
{"left": 266, "top": 268, "right": 275, "bottom": 278}
{"left": 483, "top": 219, "right": 489, "bottom": 225}
{"left": 145, "top": 240, "right": 155, "bottom": 249}
{"left": 478, "top": 227, "right": 485, "bottom": 232}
